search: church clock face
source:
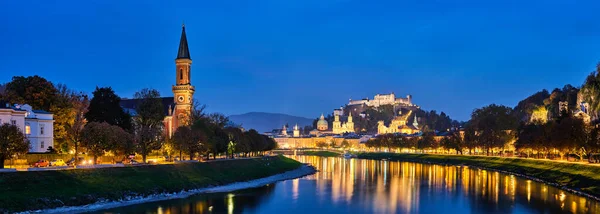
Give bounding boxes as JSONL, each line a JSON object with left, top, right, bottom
{"left": 178, "top": 96, "right": 184, "bottom": 102}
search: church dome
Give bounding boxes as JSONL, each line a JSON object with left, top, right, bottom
{"left": 317, "top": 114, "right": 328, "bottom": 131}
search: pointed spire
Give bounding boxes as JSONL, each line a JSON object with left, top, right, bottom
{"left": 176, "top": 24, "right": 191, "bottom": 60}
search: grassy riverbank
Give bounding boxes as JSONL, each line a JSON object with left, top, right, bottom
{"left": 358, "top": 153, "right": 600, "bottom": 198}
{"left": 0, "top": 155, "right": 302, "bottom": 212}
{"left": 302, "top": 151, "right": 341, "bottom": 157}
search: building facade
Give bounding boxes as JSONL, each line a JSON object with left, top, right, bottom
{"left": 274, "top": 136, "right": 365, "bottom": 150}
{"left": 332, "top": 113, "right": 354, "bottom": 134}
{"left": 0, "top": 103, "right": 54, "bottom": 153}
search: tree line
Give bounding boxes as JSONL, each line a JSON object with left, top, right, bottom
{"left": 0, "top": 75, "right": 277, "bottom": 167}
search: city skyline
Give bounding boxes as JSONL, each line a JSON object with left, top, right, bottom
{"left": 2, "top": 1, "right": 600, "bottom": 121}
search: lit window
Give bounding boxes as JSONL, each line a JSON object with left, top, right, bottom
{"left": 25, "top": 124, "right": 31, "bottom": 135}
{"left": 41, "top": 141, "right": 44, "bottom": 149}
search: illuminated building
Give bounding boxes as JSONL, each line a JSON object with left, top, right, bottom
{"left": 0, "top": 103, "right": 54, "bottom": 153}
{"left": 377, "top": 110, "right": 420, "bottom": 135}
{"left": 332, "top": 113, "right": 355, "bottom": 134}
{"left": 120, "top": 25, "right": 195, "bottom": 137}
{"left": 316, "top": 114, "right": 328, "bottom": 131}
{"left": 348, "top": 93, "right": 413, "bottom": 107}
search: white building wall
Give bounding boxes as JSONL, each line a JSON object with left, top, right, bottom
{"left": 0, "top": 109, "right": 26, "bottom": 132}
{"left": 26, "top": 117, "right": 54, "bottom": 153}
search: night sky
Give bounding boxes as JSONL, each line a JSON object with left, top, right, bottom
{"left": 2, "top": 1, "right": 600, "bottom": 121}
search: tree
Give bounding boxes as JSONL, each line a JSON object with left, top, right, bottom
{"left": 65, "top": 92, "right": 89, "bottom": 157}
{"left": 85, "top": 87, "right": 132, "bottom": 132}
{"left": 3, "top": 75, "right": 58, "bottom": 111}
{"left": 417, "top": 131, "right": 436, "bottom": 153}
{"left": 172, "top": 126, "right": 191, "bottom": 160}
{"left": 316, "top": 141, "right": 328, "bottom": 149}
{"left": 81, "top": 122, "right": 113, "bottom": 164}
{"left": 463, "top": 125, "right": 479, "bottom": 155}
{"left": 132, "top": 88, "right": 164, "bottom": 163}
{"left": 444, "top": 131, "right": 465, "bottom": 154}
{"left": 550, "top": 117, "right": 588, "bottom": 160}
{"left": 581, "top": 66, "right": 600, "bottom": 119}
{"left": 110, "top": 125, "right": 134, "bottom": 158}
{"left": 340, "top": 139, "right": 350, "bottom": 149}
{"left": 469, "top": 104, "right": 517, "bottom": 156}
{"left": 0, "top": 124, "right": 29, "bottom": 168}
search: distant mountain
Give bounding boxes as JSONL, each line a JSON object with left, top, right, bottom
{"left": 229, "top": 112, "right": 314, "bottom": 133}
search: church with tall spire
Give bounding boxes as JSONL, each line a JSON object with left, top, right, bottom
{"left": 120, "top": 25, "right": 196, "bottom": 138}
{"left": 163, "top": 24, "right": 195, "bottom": 137}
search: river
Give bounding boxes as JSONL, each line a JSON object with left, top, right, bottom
{"left": 94, "top": 156, "right": 600, "bottom": 214}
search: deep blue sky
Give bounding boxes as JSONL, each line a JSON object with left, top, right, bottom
{"left": 2, "top": 1, "right": 600, "bottom": 121}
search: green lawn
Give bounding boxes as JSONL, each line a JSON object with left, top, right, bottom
{"left": 357, "top": 153, "right": 600, "bottom": 198}
{"left": 302, "top": 151, "right": 341, "bottom": 157}
{"left": 0, "top": 155, "right": 302, "bottom": 212}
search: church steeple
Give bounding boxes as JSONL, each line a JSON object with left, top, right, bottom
{"left": 176, "top": 24, "right": 191, "bottom": 60}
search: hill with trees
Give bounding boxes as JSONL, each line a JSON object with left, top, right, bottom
{"left": 229, "top": 112, "right": 314, "bottom": 133}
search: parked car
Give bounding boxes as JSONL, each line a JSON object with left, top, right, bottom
{"left": 66, "top": 157, "right": 87, "bottom": 166}
{"left": 49, "top": 159, "right": 66, "bottom": 166}
{"left": 122, "top": 158, "right": 139, "bottom": 165}
{"left": 33, "top": 159, "right": 49, "bottom": 168}
{"left": 589, "top": 153, "right": 600, "bottom": 163}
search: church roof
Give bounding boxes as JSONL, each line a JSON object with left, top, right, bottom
{"left": 120, "top": 97, "right": 175, "bottom": 116}
{"left": 176, "top": 25, "right": 191, "bottom": 60}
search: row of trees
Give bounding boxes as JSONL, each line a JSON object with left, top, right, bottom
{"left": 315, "top": 139, "right": 351, "bottom": 149}
{"left": 0, "top": 75, "right": 278, "bottom": 165}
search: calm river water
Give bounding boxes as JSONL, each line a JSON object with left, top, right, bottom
{"left": 95, "top": 156, "right": 600, "bottom": 214}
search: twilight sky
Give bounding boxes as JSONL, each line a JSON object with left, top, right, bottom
{"left": 1, "top": 0, "right": 600, "bottom": 121}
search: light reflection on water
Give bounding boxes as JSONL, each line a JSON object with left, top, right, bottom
{"left": 95, "top": 156, "right": 600, "bottom": 214}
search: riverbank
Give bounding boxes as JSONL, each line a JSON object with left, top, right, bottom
{"left": 357, "top": 153, "right": 600, "bottom": 200}
{"left": 302, "top": 151, "right": 341, "bottom": 157}
{"left": 0, "top": 155, "right": 307, "bottom": 213}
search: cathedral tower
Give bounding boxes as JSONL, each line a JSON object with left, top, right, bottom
{"left": 172, "top": 24, "right": 195, "bottom": 128}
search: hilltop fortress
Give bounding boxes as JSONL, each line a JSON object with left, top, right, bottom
{"left": 348, "top": 93, "right": 414, "bottom": 107}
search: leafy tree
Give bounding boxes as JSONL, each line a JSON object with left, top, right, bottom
{"left": 3, "top": 75, "right": 58, "bottom": 111}
{"left": 469, "top": 104, "right": 517, "bottom": 155}
{"left": 65, "top": 91, "right": 89, "bottom": 157}
{"left": 440, "top": 132, "right": 465, "bottom": 154}
{"left": 340, "top": 139, "right": 350, "bottom": 149}
{"left": 550, "top": 117, "right": 588, "bottom": 160}
{"left": 132, "top": 88, "right": 164, "bottom": 163}
{"left": 85, "top": 87, "right": 132, "bottom": 131}
{"left": 0, "top": 124, "right": 29, "bottom": 168}
{"left": 110, "top": 125, "right": 134, "bottom": 158}
{"left": 463, "top": 125, "right": 479, "bottom": 155}
{"left": 417, "top": 130, "right": 436, "bottom": 153}
{"left": 171, "top": 126, "right": 190, "bottom": 160}
{"left": 581, "top": 66, "right": 600, "bottom": 119}
{"left": 81, "top": 122, "right": 114, "bottom": 164}
{"left": 316, "top": 141, "right": 328, "bottom": 149}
